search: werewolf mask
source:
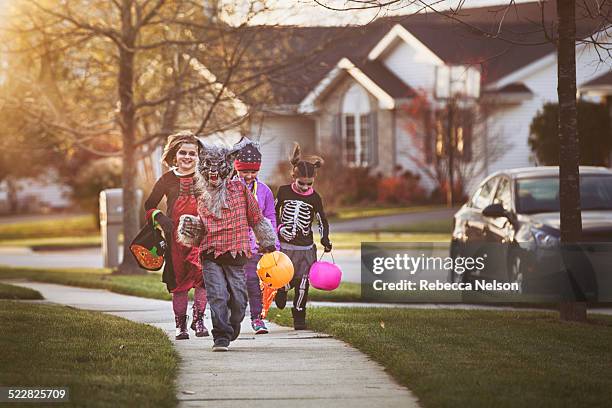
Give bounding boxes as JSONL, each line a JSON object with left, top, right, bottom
{"left": 197, "top": 139, "right": 250, "bottom": 186}
{"left": 194, "top": 137, "right": 251, "bottom": 217}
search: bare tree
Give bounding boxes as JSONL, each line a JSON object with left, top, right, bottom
{"left": 1, "top": 0, "right": 331, "bottom": 273}
{"left": 400, "top": 90, "right": 510, "bottom": 203}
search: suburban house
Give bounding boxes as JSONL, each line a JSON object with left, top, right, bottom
{"left": 242, "top": 0, "right": 612, "bottom": 194}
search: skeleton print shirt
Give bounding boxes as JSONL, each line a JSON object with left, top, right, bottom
{"left": 275, "top": 184, "right": 330, "bottom": 247}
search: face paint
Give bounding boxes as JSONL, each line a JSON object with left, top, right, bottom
{"left": 294, "top": 176, "right": 314, "bottom": 192}
{"left": 175, "top": 143, "right": 198, "bottom": 173}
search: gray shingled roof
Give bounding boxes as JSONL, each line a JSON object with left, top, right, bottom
{"left": 252, "top": 1, "right": 611, "bottom": 105}
{"left": 582, "top": 71, "right": 612, "bottom": 87}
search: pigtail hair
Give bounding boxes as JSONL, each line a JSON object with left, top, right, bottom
{"left": 290, "top": 143, "right": 301, "bottom": 167}
{"left": 311, "top": 156, "right": 324, "bottom": 168}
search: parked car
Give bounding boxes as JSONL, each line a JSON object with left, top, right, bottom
{"left": 450, "top": 166, "right": 612, "bottom": 298}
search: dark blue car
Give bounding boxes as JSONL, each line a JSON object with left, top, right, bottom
{"left": 451, "top": 166, "right": 612, "bottom": 298}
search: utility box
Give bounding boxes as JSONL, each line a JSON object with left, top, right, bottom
{"left": 99, "top": 188, "right": 142, "bottom": 268}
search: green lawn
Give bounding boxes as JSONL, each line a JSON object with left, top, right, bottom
{"left": 0, "top": 215, "right": 98, "bottom": 241}
{"left": 0, "top": 266, "right": 173, "bottom": 300}
{"left": 0, "top": 233, "right": 451, "bottom": 251}
{"left": 0, "top": 266, "right": 362, "bottom": 302}
{"left": 0, "top": 232, "right": 449, "bottom": 251}
{"left": 270, "top": 307, "right": 612, "bottom": 408}
{"left": 0, "top": 302, "right": 177, "bottom": 407}
{"left": 0, "top": 235, "right": 102, "bottom": 250}
{"left": 329, "top": 232, "right": 450, "bottom": 249}
{"left": 0, "top": 282, "right": 43, "bottom": 299}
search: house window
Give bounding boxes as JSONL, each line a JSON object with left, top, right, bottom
{"left": 342, "top": 84, "right": 371, "bottom": 167}
{"left": 432, "top": 107, "right": 474, "bottom": 163}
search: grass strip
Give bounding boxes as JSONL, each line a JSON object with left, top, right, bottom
{"left": 0, "top": 232, "right": 448, "bottom": 250}
{"left": 0, "top": 266, "right": 362, "bottom": 302}
{"left": 385, "top": 218, "right": 453, "bottom": 233}
{"left": 0, "top": 282, "right": 43, "bottom": 299}
{"left": 329, "top": 205, "right": 448, "bottom": 221}
{"left": 0, "top": 215, "right": 98, "bottom": 241}
{"left": 329, "top": 232, "right": 450, "bottom": 248}
{"left": 0, "top": 302, "right": 178, "bottom": 407}
{"left": 0, "top": 235, "right": 102, "bottom": 250}
{"left": 270, "top": 307, "right": 612, "bottom": 408}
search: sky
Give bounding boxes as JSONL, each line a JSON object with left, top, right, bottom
{"left": 0, "top": 1, "right": 537, "bottom": 27}
{"left": 239, "top": 0, "right": 537, "bottom": 26}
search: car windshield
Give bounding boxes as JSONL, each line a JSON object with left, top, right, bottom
{"left": 516, "top": 175, "right": 612, "bottom": 214}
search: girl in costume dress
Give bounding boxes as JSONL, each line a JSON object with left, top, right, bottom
{"left": 144, "top": 131, "right": 208, "bottom": 340}
{"left": 274, "top": 144, "right": 332, "bottom": 330}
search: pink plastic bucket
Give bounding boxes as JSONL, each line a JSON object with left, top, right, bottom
{"left": 309, "top": 261, "right": 342, "bottom": 291}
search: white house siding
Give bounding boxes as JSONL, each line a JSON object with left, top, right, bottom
{"left": 251, "top": 114, "right": 316, "bottom": 184}
{"left": 394, "top": 111, "right": 437, "bottom": 193}
{"left": 382, "top": 41, "right": 438, "bottom": 92}
{"left": 486, "top": 42, "right": 612, "bottom": 182}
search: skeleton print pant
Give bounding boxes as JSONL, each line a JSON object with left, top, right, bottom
{"left": 280, "top": 245, "right": 317, "bottom": 312}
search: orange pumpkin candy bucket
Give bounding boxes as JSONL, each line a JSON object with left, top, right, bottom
{"left": 257, "top": 251, "right": 294, "bottom": 289}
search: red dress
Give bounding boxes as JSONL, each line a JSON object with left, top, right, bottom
{"left": 144, "top": 170, "right": 203, "bottom": 293}
{"left": 170, "top": 176, "right": 203, "bottom": 292}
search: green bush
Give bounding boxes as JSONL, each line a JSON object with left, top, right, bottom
{"left": 529, "top": 101, "right": 611, "bottom": 166}
{"left": 71, "top": 158, "right": 122, "bottom": 216}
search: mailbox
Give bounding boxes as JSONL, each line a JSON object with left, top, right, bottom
{"left": 99, "top": 188, "right": 142, "bottom": 268}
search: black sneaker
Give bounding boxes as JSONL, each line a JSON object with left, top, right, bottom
{"left": 292, "top": 309, "right": 307, "bottom": 330}
{"left": 274, "top": 289, "right": 287, "bottom": 309}
{"left": 212, "top": 340, "right": 230, "bottom": 352}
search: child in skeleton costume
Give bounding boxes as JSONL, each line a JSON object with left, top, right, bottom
{"left": 233, "top": 142, "right": 280, "bottom": 334}
{"left": 177, "top": 139, "right": 277, "bottom": 352}
{"left": 274, "top": 144, "right": 332, "bottom": 330}
{"left": 144, "top": 131, "right": 208, "bottom": 340}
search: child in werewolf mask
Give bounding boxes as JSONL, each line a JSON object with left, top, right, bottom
{"left": 177, "top": 138, "right": 276, "bottom": 352}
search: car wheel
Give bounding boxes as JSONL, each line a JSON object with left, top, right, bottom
{"left": 449, "top": 240, "right": 469, "bottom": 284}
{"left": 508, "top": 253, "right": 525, "bottom": 294}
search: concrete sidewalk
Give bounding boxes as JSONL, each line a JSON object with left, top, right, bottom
{"left": 6, "top": 280, "right": 420, "bottom": 408}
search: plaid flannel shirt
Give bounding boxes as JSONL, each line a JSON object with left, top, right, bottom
{"left": 197, "top": 180, "right": 263, "bottom": 258}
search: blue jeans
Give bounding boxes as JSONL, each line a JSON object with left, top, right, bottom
{"left": 245, "top": 254, "right": 262, "bottom": 320}
{"left": 202, "top": 259, "right": 247, "bottom": 344}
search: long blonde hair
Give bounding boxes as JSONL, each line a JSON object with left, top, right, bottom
{"left": 161, "top": 131, "right": 201, "bottom": 168}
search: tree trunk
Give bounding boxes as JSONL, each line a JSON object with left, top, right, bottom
{"left": 557, "top": 0, "right": 586, "bottom": 322}
{"left": 116, "top": 0, "right": 144, "bottom": 275}
{"left": 6, "top": 177, "right": 20, "bottom": 214}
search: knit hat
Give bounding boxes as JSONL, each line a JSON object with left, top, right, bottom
{"left": 234, "top": 144, "right": 262, "bottom": 171}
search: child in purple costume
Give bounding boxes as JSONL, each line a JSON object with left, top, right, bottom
{"left": 234, "top": 142, "right": 279, "bottom": 334}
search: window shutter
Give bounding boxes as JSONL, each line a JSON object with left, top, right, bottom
{"left": 463, "top": 109, "right": 473, "bottom": 162}
{"left": 332, "top": 113, "right": 343, "bottom": 160}
{"left": 368, "top": 111, "right": 378, "bottom": 167}
{"left": 424, "top": 107, "right": 433, "bottom": 162}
